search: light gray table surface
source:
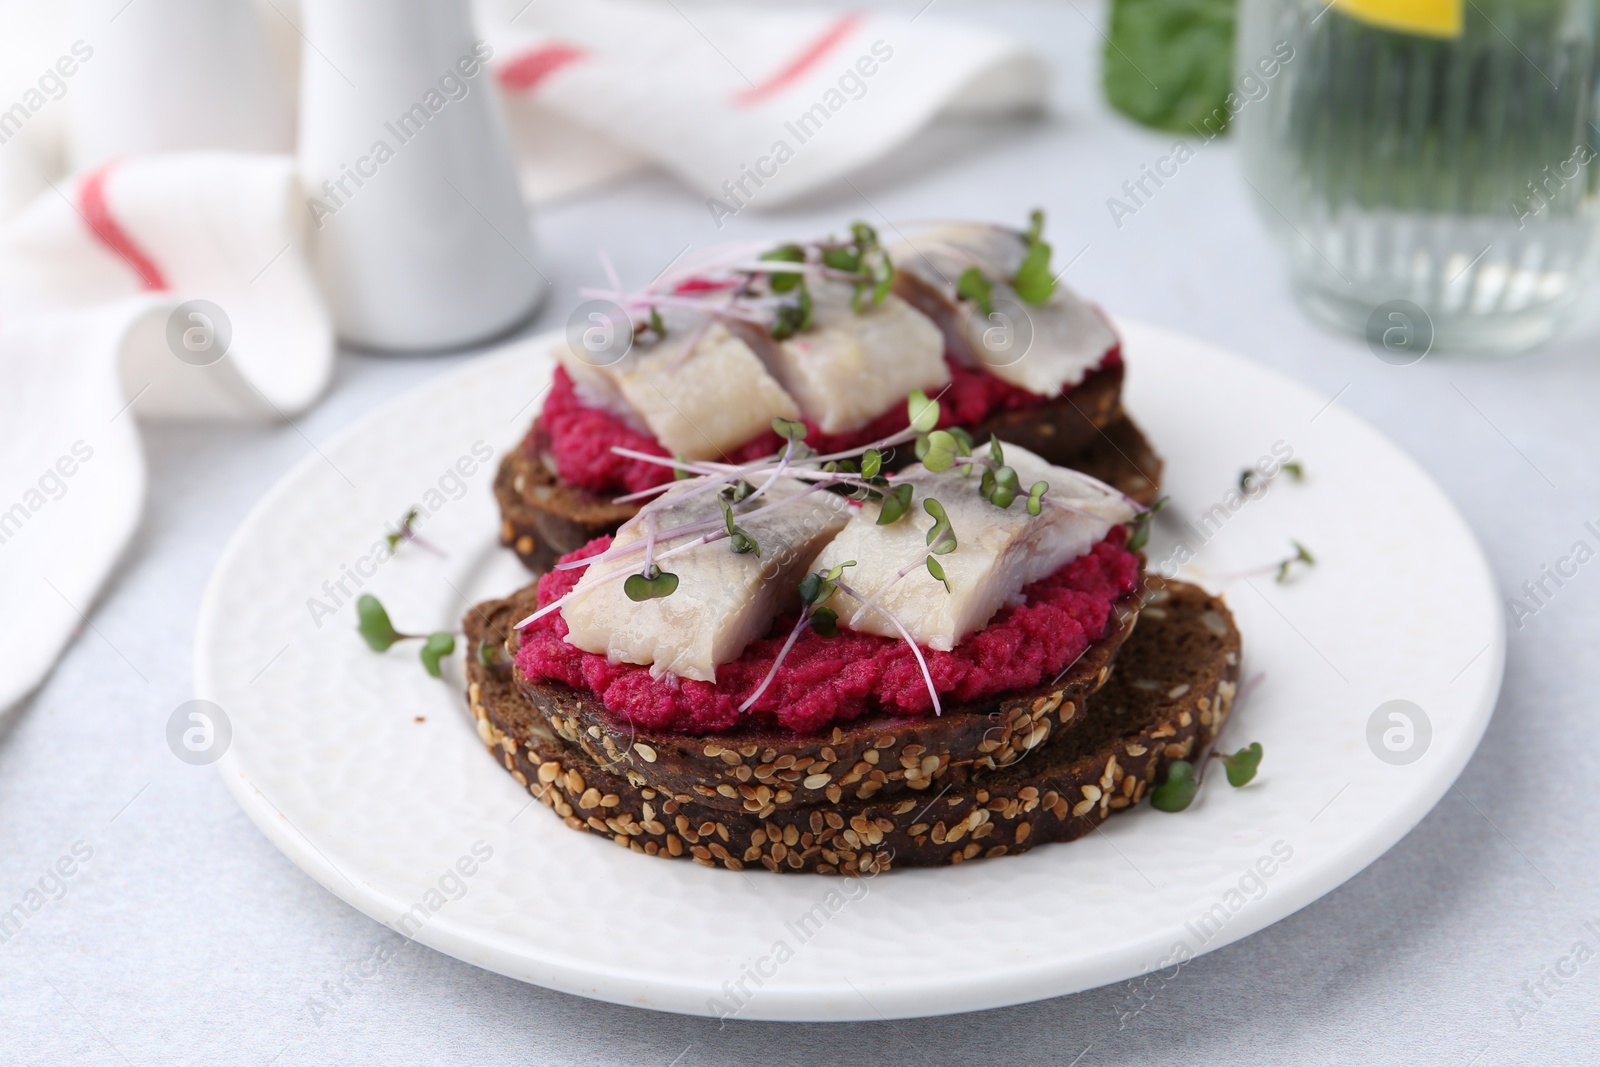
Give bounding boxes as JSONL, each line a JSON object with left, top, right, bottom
{"left": 4, "top": 3, "right": 1598, "bottom": 1063}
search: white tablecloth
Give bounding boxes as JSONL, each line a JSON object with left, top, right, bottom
{"left": 3, "top": 2, "right": 1597, "bottom": 1062}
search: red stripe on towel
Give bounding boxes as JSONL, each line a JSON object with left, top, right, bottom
{"left": 78, "top": 163, "right": 169, "bottom": 292}
{"left": 498, "top": 44, "right": 587, "bottom": 92}
{"left": 733, "top": 12, "right": 863, "bottom": 107}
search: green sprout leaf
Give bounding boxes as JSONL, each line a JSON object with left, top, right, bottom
{"left": 624, "top": 566, "right": 679, "bottom": 602}
{"left": 1218, "top": 742, "right": 1263, "bottom": 787}
{"left": 877, "top": 482, "right": 915, "bottom": 525}
{"left": 771, "top": 416, "right": 808, "bottom": 441}
{"left": 866, "top": 250, "right": 893, "bottom": 308}
{"left": 907, "top": 389, "right": 940, "bottom": 433}
{"left": 957, "top": 266, "right": 994, "bottom": 317}
{"left": 760, "top": 244, "right": 806, "bottom": 292}
{"left": 924, "top": 498, "right": 957, "bottom": 555}
{"left": 920, "top": 429, "right": 961, "bottom": 473}
{"left": 385, "top": 508, "right": 420, "bottom": 552}
{"left": 988, "top": 435, "right": 1005, "bottom": 467}
{"left": 674, "top": 454, "right": 693, "bottom": 481}
{"left": 808, "top": 605, "right": 839, "bottom": 637}
{"left": 1126, "top": 496, "right": 1169, "bottom": 552}
{"left": 1150, "top": 759, "right": 1200, "bottom": 812}
{"left": 926, "top": 555, "right": 951, "bottom": 593}
{"left": 719, "top": 498, "right": 760, "bottom": 555}
{"left": 1239, "top": 468, "right": 1257, "bottom": 493}
{"left": 1276, "top": 541, "right": 1315, "bottom": 584}
{"left": 981, "top": 465, "right": 1021, "bottom": 508}
{"left": 770, "top": 277, "right": 814, "bottom": 339}
{"left": 1012, "top": 210, "right": 1056, "bottom": 305}
{"left": 822, "top": 245, "right": 861, "bottom": 272}
{"left": 477, "top": 640, "right": 499, "bottom": 668}
{"left": 947, "top": 427, "right": 974, "bottom": 454}
{"left": 419, "top": 632, "right": 455, "bottom": 678}
{"left": 721, "top": 479, "right": 755, "bottom": 502}
{"left": 851, "top": 221, "right": 879, "bottom": 248}
{"left": 1282, "top": 461, "right": 1304, "bottom": 481}
{"left": 1026, "top": 480, "right": 1049, "bottom": 516}
{"left": 861, "top": 449, "right": 883, "bottom": 479}
{"left": 799, "top": 561, "right": 854, "bottom": 609}
{"left": 648, "top": 306, "right": 667, "bottom": 338}
{"left": 356, "top": 594, "right": 402, "bottom": 651}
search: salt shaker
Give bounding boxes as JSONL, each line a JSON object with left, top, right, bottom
{"left": 297, "top": 0, "right": 545, "bottom": 351}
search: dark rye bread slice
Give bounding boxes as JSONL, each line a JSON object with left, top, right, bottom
{"left": 486, "top": 576, "right": 1142, "bottom": 818}
{"left": 465, "top": 578, "right": 1241, "bottom": 875}
{"left": 496, "top": 400, "right": 1154, "bottom": 574}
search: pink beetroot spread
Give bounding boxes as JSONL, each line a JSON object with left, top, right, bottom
{"left": 535, "top": 347, "right": 1122, "bottom": 497}
{"left": 514, "top": 527, "right": 1139, "bottom": 736}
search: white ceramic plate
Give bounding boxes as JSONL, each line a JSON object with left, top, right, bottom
{"left": 195, "top": 320, "right": 1503, "bottom": 1021}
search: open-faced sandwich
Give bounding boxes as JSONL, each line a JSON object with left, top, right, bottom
{"left": 494, "top": 213, "right": 1164, "bottom": 573}
{"left": 465, "top": 386, "right": 1243, "bottom": 875}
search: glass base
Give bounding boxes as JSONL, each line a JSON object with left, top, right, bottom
{"left": 1290, "top": 278, "right": 1576, "bottom": 357}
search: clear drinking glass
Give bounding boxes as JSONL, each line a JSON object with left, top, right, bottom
{"left": 1235, "top": 0, "right": 1600, "bottom": 353}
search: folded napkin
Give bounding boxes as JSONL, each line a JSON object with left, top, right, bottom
{"left": 0, "top": 153, "right": 333, "bottom": 712}
{"left": 481, "top": 0, "right": 1048, "bottom": 208}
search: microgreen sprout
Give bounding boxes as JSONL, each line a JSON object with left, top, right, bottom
{"left": 624, "top": 564, "right": 679, "bottom": 602}
{"left": 1152, "top": 740, "right": 1266, "bottom": 811}
{"left": 384, "top": 507, "right": 445, "bottom": 558}
{"left": 719, "top": 497, "right": 760, "bottom": 555}
{"left": 877, "top": 482, "right": 915, "bottom": 525}
{"left": 1012, "top": 209, "right": 1056, "bottom": 305}
{"left": 1150, "top": 760, "right": 1200, "bottom": 812}
{"left": 356, "top": 594, "right": 456, "bottom": 677}
{"left": 739, "top": 561, "right": 857, "bottom": 712}
{"left": 1217, "top": 742, "right": 1264, "bottom": 787}
{"left": 1240, "top": 460, "right": 1305, "bottom": 494}
{"left": 419, "top": 632, "right": 456, "bottom": 678}
{"left": 907, "top": 388, "right": 940, "bottom": 433}
{"left": 1275, "top": 541, "right": 1315, "bottom": 584}
{"left": 1026, "top": 480, "right": 1050, "bottom": 516}
{"left": 1125, "top": 496, "right": 1169, "bottom": 552}
{"left": 957, "top": 266, "right": 994, "bottom": 317}
{"left": 771, "top": 416, "right": 807, "bottom": 441}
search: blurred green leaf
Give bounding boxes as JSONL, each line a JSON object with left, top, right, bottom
{"left": 1104, "top": 0, "right": 1236, "bottom": 134}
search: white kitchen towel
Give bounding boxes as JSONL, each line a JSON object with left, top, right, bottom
{"left": 0, "top": 152, "right": 334, "bottom": 712}
{"left": 480, "top": 0, "right": 1048, "bottom": 210}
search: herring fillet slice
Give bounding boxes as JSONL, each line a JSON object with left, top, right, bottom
{"left": 754, "top": 279, "right": 949, "bottom": 435}
{"left": 555, "top": 313, "right": 798, "bottom": 461}
{"left": 809, "top": 443, "right": 1139, "bottom": 651}
{"left": 890, "top": 223, "right": 1117, "bottom": 398}
{"left": 561, "top": 479, "right": 850, "bottom": 682}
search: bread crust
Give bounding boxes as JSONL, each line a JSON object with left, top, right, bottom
{"left": 464, "top": 579, "right": 1241, "bottom": 875}
{"left": 500, "top": 582, "right": 1143, "bottom": 816}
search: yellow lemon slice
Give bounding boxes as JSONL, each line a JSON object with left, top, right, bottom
{"left": 1333, "top": 0, "right": 1463, "bottom": 38}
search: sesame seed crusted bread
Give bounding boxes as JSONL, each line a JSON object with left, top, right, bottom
{"left": 463, "top": 577, "right": 1241, "bottom": 874}
{"left": 496, "top": 397, "right": 1155, "bottom": 577}
{"left": 497, "top": 579, "right": 1143, "bottom": 817}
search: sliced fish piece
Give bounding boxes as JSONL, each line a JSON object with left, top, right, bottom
{"left": 749, "top": 278, "right": 948, "bottom": 435}
{"left": 809, "top": 443, "right": 1139, "bottom": 651}
{"left": 561, "top": 477, "right": 851, "bottom": 682}
{"left": 555, "top": 309, "right": 799, "bottom": 460}
{"left": 890, "top": 222, "right": 1117, "bottom": 398}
